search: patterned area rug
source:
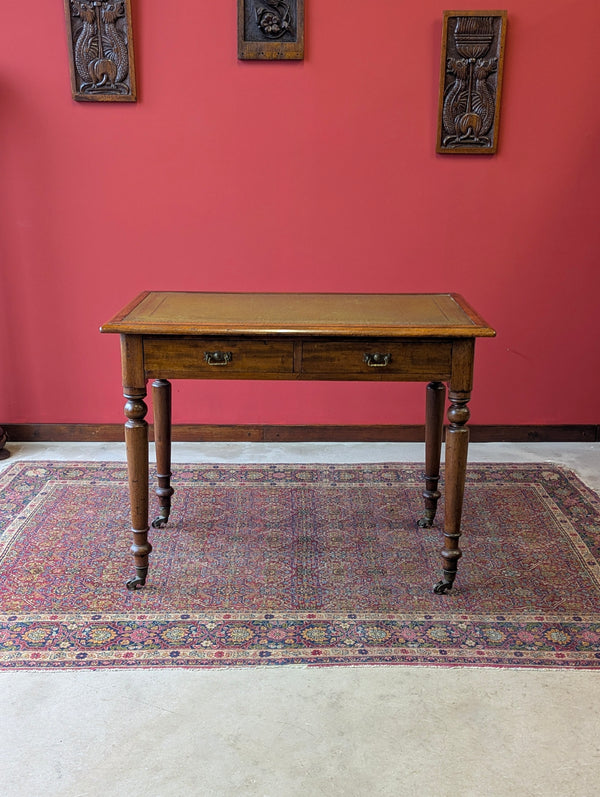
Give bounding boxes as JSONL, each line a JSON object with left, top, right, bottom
{"left": 1, "top": 461, "right": 599, "bottom": 670}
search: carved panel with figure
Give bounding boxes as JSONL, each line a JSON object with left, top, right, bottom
{"left": 64, "top": 0, "right": 137, "bottom": 102}
{"left": 437, "top": 11, "right": 507, "bottom": 154}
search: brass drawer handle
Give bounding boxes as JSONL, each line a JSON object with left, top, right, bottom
{"left": 204, "top": 351, "right": 233, "bottom": 366}
{"left": 363, "top": 352, "right": 392, "bottom": 367}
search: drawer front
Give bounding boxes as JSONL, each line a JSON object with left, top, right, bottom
{"left": 300, "top": 339, "right": 452, "bottom": 380}
{"left": 143, "top": 337, "right": 294, "bottom": 379}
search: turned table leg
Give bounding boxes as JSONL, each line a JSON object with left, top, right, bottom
{"left": 434, "top": 389, "right": 471, "bottom": 594}
{"left": 418, "top": 381, "right": 446, "bottom": 529}
{"left": 152, "top": 379, "right": 174, "bottom": 529}
{"left": 124, "top": 386, "right": 151, "bottom": 590}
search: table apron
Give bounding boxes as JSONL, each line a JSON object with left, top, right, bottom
{"left": 141, "top": 336, "right": 454, "bottom": 382}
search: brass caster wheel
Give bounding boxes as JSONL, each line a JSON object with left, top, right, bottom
{"left": 417, "top": 516, "right": 434, "bottom": 529}
{"left": 126, "top": 573, "right": 147, "bottom": 591}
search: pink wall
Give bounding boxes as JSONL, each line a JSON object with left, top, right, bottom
{"left": 1, "top": 2, "right": 599, "bottom": 428}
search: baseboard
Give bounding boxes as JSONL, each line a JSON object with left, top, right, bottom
{"left": 3, "top": 423, "right": 599, "bottom": 444}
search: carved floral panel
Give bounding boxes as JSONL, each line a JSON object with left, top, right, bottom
{"left": 238, "top": 0, "right": 304, "bottom": 60}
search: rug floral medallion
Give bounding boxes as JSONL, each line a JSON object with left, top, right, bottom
{"left": 0, "top": 461, "right": 599, "bottom": 670}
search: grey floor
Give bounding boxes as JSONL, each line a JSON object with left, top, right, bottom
{"left": 1, "top": 441, "right": 600, "bottom": 796}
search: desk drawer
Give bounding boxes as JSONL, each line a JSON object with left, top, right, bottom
{"left": 301, "top": 339, "right": 452, "bottom": 380}
{"left": 143, "top": 337, "right": 294, "bottom": 379}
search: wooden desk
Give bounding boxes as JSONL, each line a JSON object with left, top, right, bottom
{"left": 101, "top": 292, "right": 495, "bottom": 594}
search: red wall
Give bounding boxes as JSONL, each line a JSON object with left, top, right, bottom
{"left": 1, "top": 2, "right": 599, "bottom": 428}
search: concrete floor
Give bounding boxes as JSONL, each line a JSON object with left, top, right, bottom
{"left": 1, "top": 441, "right": 600, "bottom": 796}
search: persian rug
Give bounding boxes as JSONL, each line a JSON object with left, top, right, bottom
{"left": 0, "top": 461, "right": 599, "bottom": 670}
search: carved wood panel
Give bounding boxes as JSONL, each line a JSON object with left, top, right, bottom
{"left": 64, "top": 0, "right": 137, "bottom": 102}
{"left": 436, "top": 11, "right": 507, "bottom": 154}
{"left": 238, "top": 0, "right": 304, "bottom": 60}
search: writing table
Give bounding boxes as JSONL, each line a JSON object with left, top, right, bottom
{"left": 101, "top": 292, "right": 495, "bottom": 594}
